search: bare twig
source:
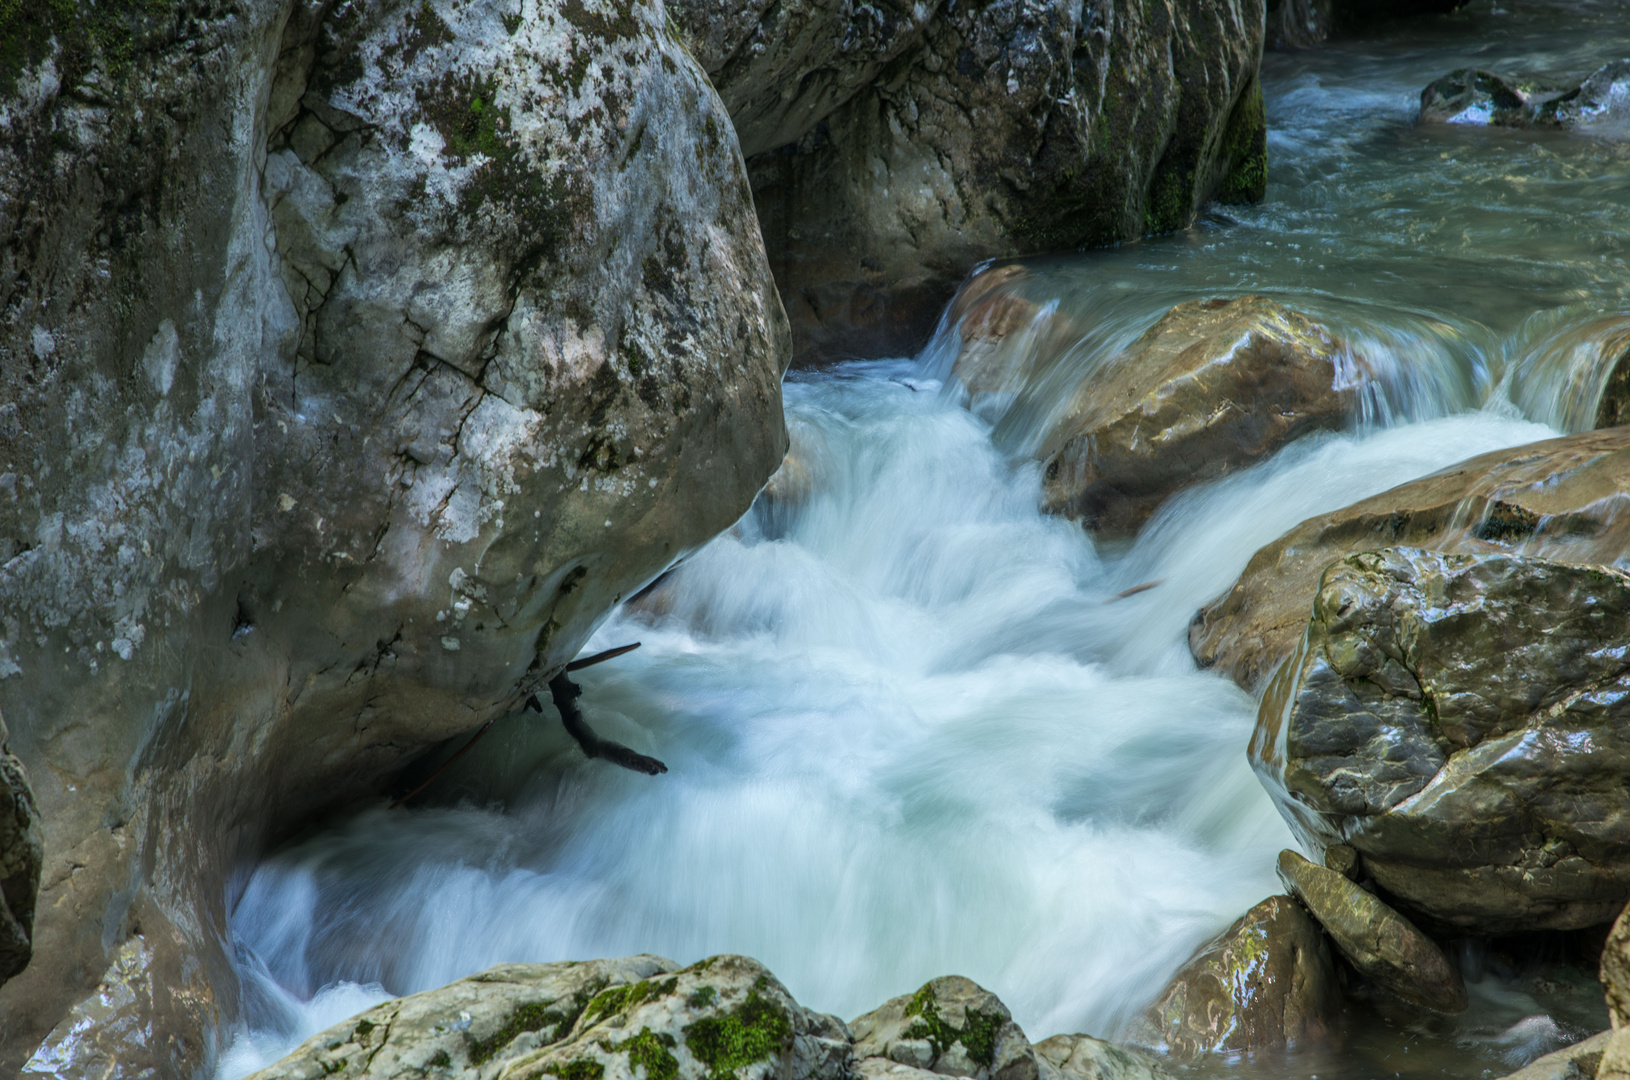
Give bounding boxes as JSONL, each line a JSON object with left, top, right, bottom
{"left": 550, "top": 672, "right": 667, "bottom": 775}
{"left": 1106, "top": 579, "right": 1165, "bottom": 603}
{"left": 566, "top": 641, "right": 641, "bottom": 671}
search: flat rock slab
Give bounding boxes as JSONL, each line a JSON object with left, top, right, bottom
{"left": 1192, "top": 427, "right": 1630, "bottom": 693}
{"left": 1497, "top": 1029, "right": 1611, "bottom": 1080}
{"left": 1254, "top": 547, "right": 1630, "bottom": 933}
{"left": 1127, "top": 895, "right": 1339, "bottom": 1062}
{"left": 1276, "top": 850, "right": 1465, "bottom": 1012}
{"left": 1038, "top": 296, "right": 1364, "bottom": 536}
{"left": 1033, "top": 1034, "right": 1171, "bottom": 1080}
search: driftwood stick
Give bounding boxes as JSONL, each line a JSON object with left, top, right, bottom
{"left": 389, "top": 716, "right": 500, "bottom": 808}
{"left": 566, "top": 641, "right": 641, "bottom": 671}
{"left": 1106, "top": 579, "right": 1165, "bottom": 603}
{"left": 549, "top": 672, "right": 667, "bottom": 775}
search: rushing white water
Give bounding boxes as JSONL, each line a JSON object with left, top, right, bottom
{"left": 217, "top": 1, "right": 1630, "bottom": 1075}
{"left": 216, "top": 355, "right": 1562, "bottom": 1077}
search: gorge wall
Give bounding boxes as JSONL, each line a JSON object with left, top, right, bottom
{"left": 0, "top": 0, "right": 1270, "bottom": 1073}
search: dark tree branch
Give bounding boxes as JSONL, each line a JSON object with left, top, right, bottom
{"left": 548, "top": 672, "right": 668, "bottom": 775}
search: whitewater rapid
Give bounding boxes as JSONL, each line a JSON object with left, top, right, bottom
{"left": 215, "top": 354, "right": 1560, "bottom": 1077}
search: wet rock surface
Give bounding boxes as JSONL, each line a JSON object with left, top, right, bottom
{"left": 1126, "top": 895, "right": 1340, "bottom": 1062}
{"left": 1037, "top": 296, "right": 1365, "bottom": 535}
{"left": 1420, "top": 61, "right": 1630, "bottom": 135}
{"left": 0, "top": 0, "right": 787, "bottom": 1071}
{"left": 740, "top": 0, "right": 1268, "bottom": 361}
{"left": 1192, "top": 427, "right": 1630, "bottom": 693}
{"left": 1500, "top": 1029, "right": 1612, "bottom": 1080}
{"left": 1253, "top": 547, "right": 1630, "bottom": 933}
{"left": 244, "top": 954, "right": 851, "bottom": 1080}
{"left": 1276, "top": 850, "right": 1466, "bottom": 1012}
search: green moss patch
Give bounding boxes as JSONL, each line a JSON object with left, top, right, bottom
{"left": 1216, "top": 80, "right": 1267, "bottom": 205}
{"left": 0, "top": 0, "right": 174, "bottom": 95}
{"left": 622, "top": 1028, "right": 680, "bottom": 1080}
{"left": 549, "top": 1058, "right": 608, "bottom": 1080}
{"left": 682, "top": 988, "right": 792, "bottom": 1080}
{"left": 466, "top": 998, "right": 587, "bottom": 1066}
{"left": 901, "top": 984, "right": 1003, "bottom": 1069}
{"left": 585, "top": 977, "right": 680, "bottom": 1024}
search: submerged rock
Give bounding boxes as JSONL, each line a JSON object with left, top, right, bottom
{"left": 1253, "top": 547, "right": 1630, "bottom": 933}
{"left": 246, "top": 954, "right": 851, "bottom": 1080}
{"left": 1033, "top": 1035, "right": 1171, "bottom": 1080}
{"left": 1038, "top": 296, "right": 1366, "bottom": 535}
{"left": 0, "top": 711, "right": 40, "bottom": 988}
{"left": 742, "top": 0, "right": 1267, "bottom": 361}
{"left": 1497, "top": 1030, "right": 1611, "bottom": 1080}
{"left": 1276, "top": 850, "right": 1466, "bottom": 1012}
{"left": 851, "top": 976, "right": 1037, "bottom": 1080}
{"left": 1420, "top": 61, "right": 1630, "bottom": 135}
{"left": 1127, "top": 895, "right": 1340, "bottom": 1062}
{"left": 0, "top": 0, "right": 787, "bottom": 1070}
{"left": 1191, "top": 427, "right": 1630, "bottom": 693}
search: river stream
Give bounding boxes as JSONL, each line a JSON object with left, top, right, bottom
{"left": 218, "top": 2, "right": 1630, "bottom": 1076}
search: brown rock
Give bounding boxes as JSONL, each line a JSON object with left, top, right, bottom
{"left": 1276, "top": 850, "right": 1466, "bottom": 1013}
{"left": 1126, "top": 895, "right": 1339, "bottom": 1063}
{"left": 1039, "top": 296, "right": 1366, "bottom": 535}
{"left": 1602, "top": 900, "right": 1630, "bottom": 1029}
{"left": 0, "top": 710, "right": 40, "bottom": 988}
{"left": 1192, "top": 427, "right": 1630, "bottom": 693}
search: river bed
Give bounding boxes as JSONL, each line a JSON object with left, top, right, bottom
{"left": 217, "top": 2, "right": 1630, "bottom": 1077}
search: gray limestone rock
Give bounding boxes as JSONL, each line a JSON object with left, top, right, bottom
{"left": 1420, "top": 61, "right": 1630, "bottom": 136}
{"left": 1253, "top": 547, "right": 1630, "bottom": 933}
{"left": 0, "top": 0, "right": 788, "bottom": 1072}
{"left": 851, "top": 976, "right": 1038, "bottom": 1080}
{"left": 242, "top": 954, "right": 851, "bottom": 1080}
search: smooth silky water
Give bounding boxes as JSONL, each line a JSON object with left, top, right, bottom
{"left": 217, "top": 2, "right": 1630, "bottom": 1077}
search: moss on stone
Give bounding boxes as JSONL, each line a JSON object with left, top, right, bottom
{"left": 621, "top": 1027, "right": 680, "bottom": 1080}
{"left": 687, "top": 984, "right": 718, "bottom": 1009}
{"left": 430, "top": 1048, "right": 452, "bottom": 1068}
{"left": 0, "top": 0, "right": 174, "bottom": 94}
{"left": 1216, "top": 80, "right": 1266, "bottom": 205}
{"left": 901, "top": 983, "right": 1003, "bottom": 1069}
{"left": 466, "top": 997, "right": 587, "bottom": 1066}
{"left": 585, "top": 976, "right": 680, "bottom": 1024}
{"left": 550, "top": 1058, "right": 608, "bottom": 1080}
{"left": 682, "top": 988, "right": 792, "bottom": 1080}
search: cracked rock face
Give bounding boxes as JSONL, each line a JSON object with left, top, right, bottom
{"left": 1191, "top": 427, "right": 1630, "bottom": 694}
{"left": 243, "top": 954, "right": 853, "bottom": 1080}
{"left": 0, "top": 0, "right": 787, "bottom": 1072}
{"left": 1253, "top": 547, "right": 1630, "bottom": 933}
{"left": 736, "top": 0, "right": 1268, "bottom": 362}
{"left": 1126, "top": 895, "right": 1339, "bottom": 1063}
{"left": 1031, "top": 295, "right": 1366, "bottom": 536}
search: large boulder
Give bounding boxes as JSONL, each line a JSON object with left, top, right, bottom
{"left": 244, "top": 954, "right": 852, "bottom": 1080}
{"left": 1191, "top": 428, "right": 1630, "bottom": 693}
{"left": 0, "top": 0, "right": 788, "bottom": 1073}
{"left": 744, "top": 0, "right": 1267, "bottom": 362}
{"left": 1266, "top": 0, "right": 1466, "bottom": 49}
{"left": 1253, "top": 547, "right": 1630, "bottom": 933}
{"left": 1035, "top": 296, "right": 1366, "bottom": 535}
{"left": 1126, "top": 895, "right": 1340, "bottom": 1062}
